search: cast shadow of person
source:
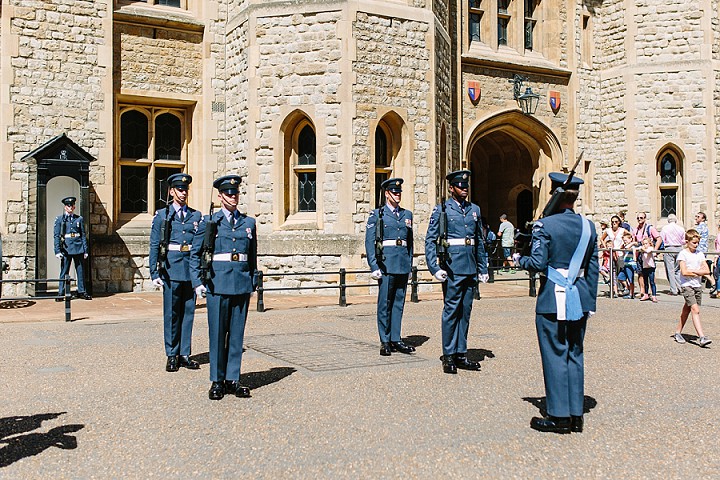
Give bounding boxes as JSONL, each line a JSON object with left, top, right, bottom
{"left": 190, "top": 347, "right": 250, "bottom": 367}
{"left": 522, "top": 395, "right": 598, "bottom": 417}
{"left": 241, "top": 366, "right": 296, "bottom": 390}
{"left": 403, "top": 335, "right": 430, "bottom": 348}
{"left": 0, "top": 412, "right": 84, "bottom": 468}
{"left": 466, "top": 348, "right": 495, "bottom": 364}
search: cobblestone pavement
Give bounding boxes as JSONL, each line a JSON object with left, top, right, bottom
{"left": 1, "top": 284, "right": 718, "bottom": 478}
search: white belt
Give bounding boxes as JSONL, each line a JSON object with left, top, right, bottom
{"left": 213, "top": 253, "right": 248, "bottom": 262}
{"left": 446, "top": 238, "right": 475, "bottom": 246}
{"left": 554, "top": 268, "right": 585, "bottom": 278}
{"left": 168, "top": 244, "right": 191, "bottom": 252}
{"left": 382, "top": 239, "right": 407, "bottom": 247}
{"left": 64, "top": 233, "right": 80, "bottom": 238}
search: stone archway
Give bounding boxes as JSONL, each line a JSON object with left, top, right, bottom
{"left": 466, "top": 111, "right": 562, "bottom": 231}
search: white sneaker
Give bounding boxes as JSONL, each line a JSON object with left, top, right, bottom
{"left": 699, "top": 336, "right": 712, "bottom": 347}
{"left": 673, "top": 333, "right": 686, "bottom": 344}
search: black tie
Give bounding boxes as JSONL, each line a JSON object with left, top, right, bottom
{"left": 179, "top": 209, "right": 185, "bottom": 222}
{"left": 394, "top": 209, "right": 400, "bottom": 219}
{"left": 230, "top": 212, "right": 236, "bottom": 229}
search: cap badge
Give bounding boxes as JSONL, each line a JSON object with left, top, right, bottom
{"left": 395, "top": 181, "right": 400, "bottom": 186}
{"left": 462, "top": 173, "right": 467, "bottom": 179}
{"left": 230, "top": 179, "right": 237, "bottom": 185}
{"left": 181, "top": 176, "right": 187, "bottom": 182}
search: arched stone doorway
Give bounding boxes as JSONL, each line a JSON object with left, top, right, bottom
{"left": 466, "top": 111, "right": 563, "bottom": 232}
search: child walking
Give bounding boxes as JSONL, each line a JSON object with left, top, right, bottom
{"left": 674, "top": 229, "right": 712, "bottom": 347}
{"left": 639, "top": 237, "right": 657, "bottom": 302}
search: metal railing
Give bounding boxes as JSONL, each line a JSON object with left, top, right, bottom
{"left": 254, "top": 264, "right": 536, "bottom": 312}
{"left": 600, "top": 247, "right": 719, "bottom": 299}
{"left": 0, "top": 276, "right": 74, "bottom": 322}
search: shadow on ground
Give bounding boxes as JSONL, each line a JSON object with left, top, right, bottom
{"left": 522, "top": 395, "right": 598, "bottom": 417}
{"left": 241, "top": 367, "right": 296, "bottom": 390}
{"left": 467, "top": 348, "right": 495, "bottom": 363}
{"left": 404, "top": 335, "right": 430, "bottom": 348}
{"left": 0, "top": 412, "right": 84, "bottom": 468}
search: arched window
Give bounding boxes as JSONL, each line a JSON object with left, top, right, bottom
{"left": 374, "top": 126, "right": 392, "bottom": 207}
{"left": 296, "top": 125, "right": 317, "bottom": 212}
{"left": 118, "top": 107, "right": 187, "bottom": 215}
{"left": 658, "top": 150, "right": 680, "bottom": 218}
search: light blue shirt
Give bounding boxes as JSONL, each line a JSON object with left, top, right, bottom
{"left": 697, "top": 222, "right": 709, "bottom": 253}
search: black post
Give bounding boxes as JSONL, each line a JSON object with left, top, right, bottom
{"left": 410, "top": 266, "right": 419, "bottom": 303}
{"left": 64, "top": 275, "right": 72, "bottom": 322}
{"left": 488, "top": 257, "right": 495, "bottom": 283}
{"left": 529, "top": 271, "right": 537, "bottom": 297}
{"left": 339, "top": 268, "right": 347, "bottom": 307}
{"left": 256, "top": 270, "right": 265, "bottom": 313}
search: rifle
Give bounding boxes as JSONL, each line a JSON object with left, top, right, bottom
{"left": 436, "top": 198, "right": 449, "bottom": 267}
{"left": 199, "top": 202, "right": 217, "bottom": 284}
{"left": 59, "top": 215, "right": 67, "bottom": 252}
{"left": 375, "top": 200, "right": 385, "bottom": 265}
{"left": 157, "top": 205, "right": 171, "bottom": 274}
{"left": 540, "top": 151, "right": 584, "bottom": 219}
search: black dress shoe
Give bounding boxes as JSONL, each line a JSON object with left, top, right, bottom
{"left": 166, "top": 355, "right": 179, "bottom": 372}
{"left": 380, "top": 343, "right": 392, "bottom": 356}
{"left": 530, "top": 416, "right": 572, "bottom": 434}
{"left": 55, "top": 298, "right": 63, "bottom": 302}
{"left": 391, "top": 341, "right": 416, "bottom": 354}
{"left": 225, "top": 381, "right": 251, "bottom": 398}
{"left": 78, "top": 293, "right": 92, "bottom": 300}
{"left": 209, "top": 381, "right": 225, "bottom": 400}
{"left": 442, "top": 355, "right": 457, "bottom": 374}
{"left": 454, "top": 354, "right": 481, "bottom": 371}
{"left": 178, "top": 355, "right": 200, "bottom": 369}
{"left": 571, "top": 415, "right": 584, "bottom": 433}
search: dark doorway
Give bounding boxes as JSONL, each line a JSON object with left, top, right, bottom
{"left": 516, "top": 189, "right": 533, "bottom": 233}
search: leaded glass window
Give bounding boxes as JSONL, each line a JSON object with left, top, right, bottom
{"left": 296, "top": 124, "right": 316, "bottom": 212}
{"left": 659, "top": 152, "right": 679, "bottom": 218}
{"left": 374, "top": 127, "right": 393, "bottom": 208}
{"left": 121, "top": 110, "right": 149, "bottom": 159}
{"left": 660, "top": 154, "right": 676, "bottom": 183}
{"left": 155, "top": 113, "right": 182, "bottom": 161}
{"left": 121, "top": 166, "right": 149, "bottom": 213}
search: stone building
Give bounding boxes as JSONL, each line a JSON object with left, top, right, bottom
{"left": 0, "top": 0, "right": 718, "bottom": 295}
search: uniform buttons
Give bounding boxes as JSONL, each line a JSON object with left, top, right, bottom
{"left": 232, "top": 238, "right": 236, "bottom": 242}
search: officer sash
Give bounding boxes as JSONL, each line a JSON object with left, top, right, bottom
{"left": 546, "top": 215, "right": 591, "bottom": 321}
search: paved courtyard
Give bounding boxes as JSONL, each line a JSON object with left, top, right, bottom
{"left": 1, "top": 284, "right": 718, "bottom": 478}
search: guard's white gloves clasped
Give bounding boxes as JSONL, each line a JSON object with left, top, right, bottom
{"left": 83, "top": 253, "right": 88, "bottom": 259}
{"left": 434, "top": 269, "right": 448, "bottom": 282}
{"left": 512, "top": 253, "right": 521, "bottom": 263}
{"left": 152, "top": 278, "right": 164, "bottom": 288}
{"left": 55, "top": 253, "right": 63, "bottom": 259}
{"left": 195, "top": 285, "right": 207, "bottom": 298}
{"left": 478, "top": 273, "right": 489, "bottom": 284}
{"left": 370, "top": 270, "right": 383, "bottom": 280}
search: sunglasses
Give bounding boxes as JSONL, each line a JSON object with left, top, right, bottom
{"left": 637, "top": 217, "right": 645, "bottom": 220}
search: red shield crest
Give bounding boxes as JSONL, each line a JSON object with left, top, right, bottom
{"left": 468, "top": 81, "right": 481, "bottom": 103}
{"left": 549, "top": 91, "right": 561, "bottom": 112}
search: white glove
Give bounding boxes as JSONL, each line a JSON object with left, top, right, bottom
{"left": 512, "top": 253, "right": 521, "bottom": 263}
{"left": 55, "top": 253, "right": 63, "bottom": 259}
{"left": 83, "top": 253, "right": 88, "bottom": 259}
{"left": 434, "top": 269, "right": 448, "bottom": 282}
{"left": 478, "top": 273, "right": 489, "bottom": 284}
{"left": 588, "top": 311, "right": 596, "bottom": 318}
{"left": 195, "top": 285, "right": 207, "bottom": 298}
{"left": 152, "top": 278, "right": 164, "bottom": 288}
{"left": 370, "top": 269, "right": 383, "bottom": 280}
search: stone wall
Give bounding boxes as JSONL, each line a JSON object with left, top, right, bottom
{"left": 352, "top": 12, "right": 432, "bottom": 229}
{"left": 114, "top": 23, "right": 203, "bottom": 95}
{"left": 3, "top": 0, "right": 110, "bottom": 294}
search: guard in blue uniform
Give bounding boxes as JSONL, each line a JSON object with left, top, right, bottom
{"left": 425, "top": 170, "right": 489, "bottom": 374}
{"left": 190, "top": 175, "right": 257, "bottom": 400}
{"left": 149, "top": 173, "right": 202, "bottom": 373}
{"left": 365, "top": 178, "right": 416, "bottom": 356}
{"left": 514, "top": 173, "right": 599, "bottom": 434}
{"left": 53, "top": 196, "right": 90, "bottom": 301}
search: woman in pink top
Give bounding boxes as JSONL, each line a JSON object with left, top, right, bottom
{"left": 639, "top": 237, "right": 658, "bottom": 302}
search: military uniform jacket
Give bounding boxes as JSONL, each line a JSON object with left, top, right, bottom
{"left": 517, "top": 209, "right": 599, "bottom": 314}
{"left": 364, "top": 205, "right": 414, "bottom": 274}
{"left": 425, "top": 199, "right": 488, "bottom": 276}
{"left": 189, "top": 210, "right": 258, "bottom": 296}
{"left": 149, "top": 206, "right": 202, "bottom": 282}
{"left": 53, "top": 214, "right": 87, "bottom": 256}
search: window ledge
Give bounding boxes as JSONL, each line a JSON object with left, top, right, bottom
{"left": 279, "top": 213, "right": 318, "bottom": 231}
{"left": 115, "top": 214, "right": 154, "bottom": 236}
{"left": 463, "top": 48, "right": 572, "bottom": 78}
{"left": 114, "top": 5, "right": 205, "bottom": 33}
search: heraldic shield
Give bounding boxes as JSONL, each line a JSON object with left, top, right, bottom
{"left": 468, "top": 81, "right": 481, "bottom": 104}
{"left": 549, "top": 90, "right": 561, "bottom": 112}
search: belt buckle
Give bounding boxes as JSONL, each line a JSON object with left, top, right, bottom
{"left": 396, "top": 239, "right": 403, "bottom": 246}
{"left": 465, "top": 238, "right": 471, "bottom": 245}
{"left": 231, "top": 253, "right": 239, "bottom": 261}
{"left": 180, "top": 245, "right": 190, "bottom": 252}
